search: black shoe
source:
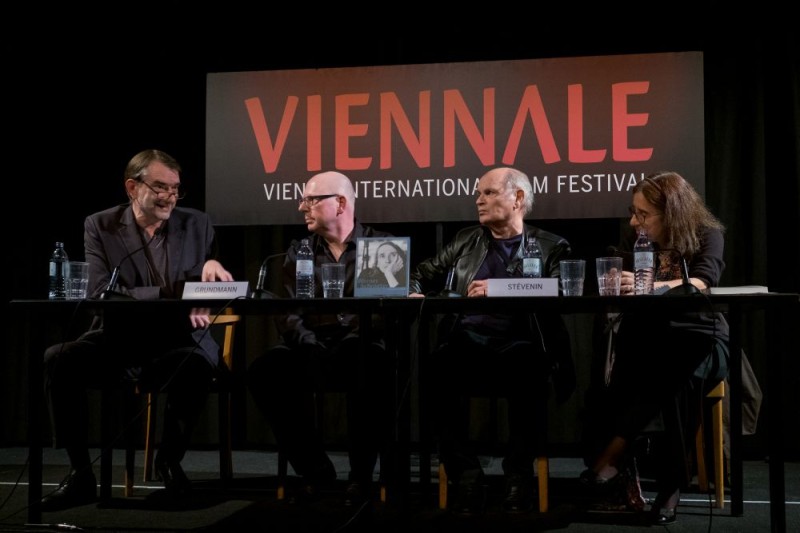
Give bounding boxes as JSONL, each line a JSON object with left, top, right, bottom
{"left": 154, "top": 457, "right": 191, "bottom": 497}
{"left": 580, "top": 468, "right": 645, "bottom": 512}
{"left": 288, "top": 483, "right": 322, "bottom": 505}
{"left": 450, "top": 469, "right": 487, "bottom": 516}
{"left": 502, "top": 474, "right": 534, "bottom": 513}
{"left": 41, "top": 469, "right": 97, "bottom": 511}
{"left": 344, "top": 481, "right": 372, "bottom": 507}
{"left": 653, "top": 507, "right": 677, "bottom": 525}
{"left": 651, "top": 489, "right": 679, "bottom": 525}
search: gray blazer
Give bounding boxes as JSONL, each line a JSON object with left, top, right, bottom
{"left": 81, "top": 203, "right": 222, "bottom": 366}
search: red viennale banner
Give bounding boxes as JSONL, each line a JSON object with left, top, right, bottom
{"left": 206, "top": 52, "right": 703, "bottom": 225}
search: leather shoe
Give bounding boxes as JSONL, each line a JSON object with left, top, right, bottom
{"left": 450, "top": 470, "right": 487, "bottom": 516}
{"left": 344, "top": 481, "right": 372, "bottom": 507}
{"left": 653, "top": 506, "right": 677, "bottom": 525}
{"left": 651, "top": 489, "right": 679, "bottom": 525}
{"left": 154, "top": 457, "right": 191, "bottom": 496}
{"left": 41, "top": 469, "right": 97, "bottom": 511}
{"left": 579, "top": 468, "right": 645, "bottom": 512}
{"left": 502, "top": 474, "right": 534, "bottom": 513}
{"left": 451, "top": 483, "right": 487, "bottom": 516}
{"left": 288, "top": 483, "right": 322, "bottom": 505}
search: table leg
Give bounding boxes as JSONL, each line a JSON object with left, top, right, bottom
{"left": 25, "top": 307, "right": 43, "bottom": 523}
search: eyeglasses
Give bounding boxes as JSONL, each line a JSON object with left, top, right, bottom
{"left": 137, "top": 179, "right": 186, "bottom": 200}
{"left": 628, "top": 205, "right": 659, "bottom": 224}
{"left": 299, "top": 194, "right": 339, "bottom": 207}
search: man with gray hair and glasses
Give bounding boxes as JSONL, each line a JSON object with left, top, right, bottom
{"left": 42, "top": 149, "right": 234, "bottom": 510}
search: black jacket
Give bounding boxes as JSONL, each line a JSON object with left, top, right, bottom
{"left": 409, "top": 224, "right": 576, "bottom": 403}
{"left": 277, "top": 221, "right": 393, "bottom": 348}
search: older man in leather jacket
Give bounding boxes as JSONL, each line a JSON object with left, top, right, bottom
{"left": 409, "top": 167, "right": 575, "bottom": 515}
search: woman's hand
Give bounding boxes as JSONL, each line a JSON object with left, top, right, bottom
{"left": 620, "top": 270, "right": 635, "bottom": 295}
{"left": 379, "top": 254, "right": 404, "bottom": 276}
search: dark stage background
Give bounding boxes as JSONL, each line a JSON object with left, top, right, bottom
{"left": 4, "top": 11, "right": 799, "bottom": 460}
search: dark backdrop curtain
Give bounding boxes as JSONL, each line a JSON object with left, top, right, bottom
{"left": 5, "top": 28, "right": 799, "bottom": 457}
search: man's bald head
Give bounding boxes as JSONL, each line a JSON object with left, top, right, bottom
{"left": 305, "top": 171, "right": 356, "bottom": 206}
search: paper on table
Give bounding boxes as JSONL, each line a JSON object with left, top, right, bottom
{"left": 709, "top": 285, "right": 769, "bottom": 295}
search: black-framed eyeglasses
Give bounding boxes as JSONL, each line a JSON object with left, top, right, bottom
{"left": 137, "top": 179, "right": 186, "bottom": 200}
{"left": 299, "top": 194, "right": 339, "bottom": 207}
{"left": 628, "top": 205, "right": 659, "bottom": 223}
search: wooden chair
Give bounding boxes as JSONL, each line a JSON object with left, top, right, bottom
{"left": 414, "top": 315, "right": 552, "bottom": 514}
{"left": 274, "top": 393, "right": 390, "bottom": 503}
{"left": 122, "top": 310, "right": 242, "bottom": 496}
{"left": 437, "top": 456, "right": 550, "bottom": 512}
{"left": 695, "top": 380, "right": 726, "bottom": 508}
{"left": 433, "top": 394, "right": 550, "bottom": 513}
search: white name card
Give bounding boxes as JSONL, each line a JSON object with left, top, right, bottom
{"left": 486, "top": 278, "right": 559, "bottom": 297}
{"left": 182, "top": 281, "right": 250, "bottom": 299}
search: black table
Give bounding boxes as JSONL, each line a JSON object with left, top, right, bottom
{"left": 404, "top": 292, "right": 798, "bottom": 533}
{"left": 12, "top": 296, "right": 397, "bottom": 523}
{"left": 11, "top": 292, "right": 798, "bottom": 532}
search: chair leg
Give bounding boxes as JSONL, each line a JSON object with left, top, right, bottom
{"left": 697, "top": 382, "right": 726, "bottom": 509}
{"left": 99, "top": 388, "right": 115, "bottom": 502}
{"left": 695, "top": 423, "right": 709, "bottom": 492}
{"left": 377, "top": 451, "right": 388, "bottom": 503}
{"left": 536, "top": 456, "right": 549, "bottom": 513}
{"left": 218, "top": 391, "right": 233, "bottom": 480}
{"left": 123, "top": 387, "right": 139, "bottom": 497}
{"left": 712, "top": 393, "right": 725, "bottom": 509}
{"left": 277, "top": 452, "right": 288, "bottom": 500}
{"left": 143, "top": 393, "right": 157, "bottom": 482}
{"left": 438, "top": 463, "right": 448, "bottom": 510}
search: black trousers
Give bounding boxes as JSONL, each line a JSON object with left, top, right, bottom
{"left": 43, "top": 329, "right": 217, "bottom": 465}
{"left": 430, "top": 329, "right": 550, "bottom": 481}
{"left": 248, "top": 337, "right": 393, "bottom": 484}
{"left": 582, "top": 313, "right": 727, "bottom": 492}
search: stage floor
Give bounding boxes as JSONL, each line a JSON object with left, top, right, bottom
{"left": 1, "top": 447, "right": 798, "bottom": 532}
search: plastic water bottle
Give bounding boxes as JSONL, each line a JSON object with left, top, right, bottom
{"left": 48, "top": 241, "right": 69, "bottom": 300}
{"left": 295, "top": 238, "right": 315, "bottom": 298}
{"left": 522, "top": 236, "right": 543, "bottom": 278}
{"left": 633, "top": 229, "right": 654, "bottom": 294}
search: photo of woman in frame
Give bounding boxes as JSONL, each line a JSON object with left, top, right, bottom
{"left": 355, "top": 237, "right": 410, "bottom": 296}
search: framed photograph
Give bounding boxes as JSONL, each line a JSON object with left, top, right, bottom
{"left": 355, "top": 237, "right": 411, "bottom": 297}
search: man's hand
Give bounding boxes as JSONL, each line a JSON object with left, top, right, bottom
{"left": 202, "top": 259, "right": 234, "bottom": 282}
{"left": 189, "top": 308, "right": 212, "bottom": 329}
{"left": 466, "top": 280, "right": 489, "bottom": 298}
{"left": 190, "top": 260, "right": 234, "bottom": 328}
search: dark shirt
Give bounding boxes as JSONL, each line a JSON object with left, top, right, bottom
{"left": 462, "top": 234, "right": 524, "bottom": 334}
{"left": 276, "top": 220, "right": 393, "bottom": 348}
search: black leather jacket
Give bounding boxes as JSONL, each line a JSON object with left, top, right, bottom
{"left": 409, "top": 223, "right": 576, "bottom": 403}
{"left": 409, "top": 224, "right": 571, "bottom": 295}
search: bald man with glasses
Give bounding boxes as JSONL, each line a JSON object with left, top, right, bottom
{"left": 247, "top": 171, "right": 395, "bottom": 507}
